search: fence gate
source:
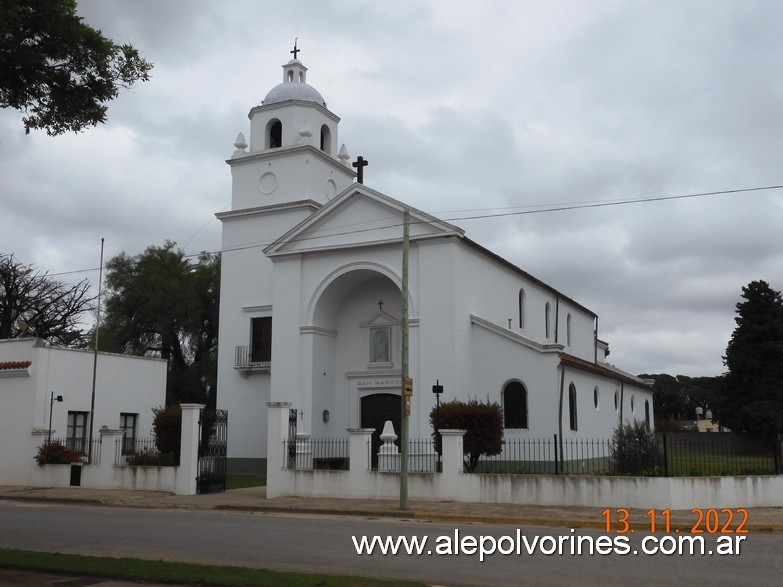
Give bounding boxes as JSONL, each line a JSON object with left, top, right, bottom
{"left": 287, "top": 408, "right": 297, "bottom": 468}
{"left": 197, "top": 409, "right": 228, "bottom": 494}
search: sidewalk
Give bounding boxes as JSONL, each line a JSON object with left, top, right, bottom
{"left": 1, "top": 484, "right": 781, "bottom": 532}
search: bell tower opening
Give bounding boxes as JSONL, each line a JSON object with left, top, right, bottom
{"left": 267, "top": 119, "right": 282, "bottom": 149}
{"left": 320, "top": 124, "right": 331, "bottom": 154}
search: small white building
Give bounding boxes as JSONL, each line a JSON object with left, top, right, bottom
{"left": 0, "top": 337, "right": 167, "bottom": 484}
{"left": 216, "top": 52, "right": 654, "bottom": 474}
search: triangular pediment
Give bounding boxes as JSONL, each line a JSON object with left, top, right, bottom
{"left": 361, "top": 310, "right": 399, "bottom": 327}
{"left": 264, "top": 184, "right": 464, "bottom": 257}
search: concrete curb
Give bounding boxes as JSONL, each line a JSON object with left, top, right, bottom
{"left": 4, "top": 493, "right": 781, "bottom": 533}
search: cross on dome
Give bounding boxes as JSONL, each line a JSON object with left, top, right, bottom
{"left": 290, "top": 38, "right": 300, "bottom": 60}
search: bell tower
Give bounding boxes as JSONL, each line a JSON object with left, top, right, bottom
{"left": 216, "top": 47, "right": 359, "bottom": 474}
{"left": 226, "top": 46, "right": 355, "bottom": 210}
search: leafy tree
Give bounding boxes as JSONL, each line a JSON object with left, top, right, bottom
{"left": 716, "top": 280, "right": 783, "bottom": 437}
{"left": 610, "top": 420, "right": 660, "bottom": 475}
{"left": 0, "top": 0, "right": 152, "bottom": 135}
{"left": 429, "top": 398, "right": 503, "bottom": 473}
{"left": 99, "top": 242, "right": 220, "bottom": 406}
{"left": 151, "top": 405, "right": 181, "bottom": 463}
{"left": 0, "top": 253, "right": 93, "bottom": 346}
{"left": 641, "top": 373, "right": 722, "bottom": 426}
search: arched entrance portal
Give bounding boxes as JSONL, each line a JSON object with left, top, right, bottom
{"left": 360, "top": 393, "right": 401, "bottom": 469}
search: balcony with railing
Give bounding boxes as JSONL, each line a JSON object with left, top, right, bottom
{"left": 234, "top": 345, "right": 271, "bottom": 375}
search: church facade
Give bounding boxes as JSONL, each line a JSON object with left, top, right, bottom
{"left": 216, "top": 52, "right": 654, "bottom": 474}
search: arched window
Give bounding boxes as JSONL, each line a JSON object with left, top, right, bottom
{"left": 320, "top": 124, "right": 332, "bottom": 154}
{"left": 287, "top": 70, "right": 294, "bottom": 82}
{"left": 503, "top": 381, "right": 528, "bottom": 429}
{"left": 267, "top": 119, "right": 282, "bottom": 149}
{"left": 518, "top": 288, "right": 525, "bottom": 329}
{"left": 568, "top": 383, "right": 578, "bottom": 431}
{"left": 566, "top": 313, "right": 572, "bottom": 346}
{"left": 614, "top": 390, "right": 619, "bottom": 411}
{"left": 645, "top": 400, "right": 650, "bottom": 427}
{"left": 545, "top": 302, "right": 551, "bottom": 340}
{"left": 631, "top": 395, "right": 635, "bottom": 414}
{"left": 593, "top": 386, "right": 599, "bottom": 410}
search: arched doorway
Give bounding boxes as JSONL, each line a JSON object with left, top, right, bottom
{"left": 360, "top": 393, "right": 400, "bottom": 469}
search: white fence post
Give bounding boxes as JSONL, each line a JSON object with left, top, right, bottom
{"left": 348, "top": 428, "right": 374, "bottom": 472}
{"left": 438, "top": 429, "right": 466, "bottom": 496}
{"left": 176, "top": 403, "right": 205, "bottom": 495}
{"left": 90, "top": 428, "right": 124, "bottom": 487}
{"left": 266, "top": 402, "right": 292, "bottom": 498}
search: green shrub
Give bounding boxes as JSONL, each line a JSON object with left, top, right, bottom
{"left": 34, "top": 442, "right": 81, "bottom": 466}
{"left": 152, "top": 405, "right": 181, "bottom": 462}
{"left": 430, "top": 398, "right": 503, "bottom": 472}
{"left": 126, "top": 449, "right": 178, "bottom": 466}
{"left": 611, "top": 420, "right": 661, "bottom": 475}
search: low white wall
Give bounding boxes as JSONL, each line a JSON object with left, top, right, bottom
{"left": 266, "top": 404, "right": 783, "bottom": 509}
{"left": 7, "top": 405, "right": 205, "bottom": 495}
{"left": 275, "top": 467, "right": 783, "bottom": 509}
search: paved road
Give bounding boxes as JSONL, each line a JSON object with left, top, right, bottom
{"left": 1, "top": 501, "right": 781, "bottom": 586}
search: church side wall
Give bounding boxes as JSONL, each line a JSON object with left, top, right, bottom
{"left": 449, "top": 241, "right": 598, "bottom": 359}
{"left": 467, "top": 325, "right": 561, "bottom": 436}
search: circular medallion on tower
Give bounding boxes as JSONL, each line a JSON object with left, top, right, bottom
{"left": 259, "top": 171, "right": 278, "bottom": 195}
{"left": 325, "top": 179, "right": 337, "bottom": 200}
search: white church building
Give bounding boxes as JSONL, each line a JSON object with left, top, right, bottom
{"left": 216, "top": 51, "right": 654, "bottom": 474}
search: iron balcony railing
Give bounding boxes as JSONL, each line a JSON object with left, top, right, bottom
{"left": 234, "top": 345, "right": 271, "bottom": 371}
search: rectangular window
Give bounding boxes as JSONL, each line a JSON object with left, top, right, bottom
{"left": 66, "top": 411, "right": 88, "bottom": 454}
{"left": 120, "top": 413, "right": 138, "bottom": 454}
{"left": 251, "top": 317, "right": 272, "bottom": 363}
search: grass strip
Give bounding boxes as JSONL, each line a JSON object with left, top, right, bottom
{"left": 0, "top": 548, "right": 422, "bottom": 587}
{"left": 225, "top": 474, "right": 266, "bottom": 490}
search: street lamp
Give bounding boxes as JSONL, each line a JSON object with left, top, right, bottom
{"left": 432, "top": 380, "right": 443, "bottom": 472}
{"left": 15, "top": 320, "right": 37, "bottom": 337}
{"left": 48, "top": 392, "right": 63, "bottom": 444}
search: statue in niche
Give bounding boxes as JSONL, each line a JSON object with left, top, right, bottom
{"left": 370, "top": 326, "right": 390, "bottom": 363}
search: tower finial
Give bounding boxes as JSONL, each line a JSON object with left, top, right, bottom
{"left": 291, "top": 38, "right": 300, "bottom": 60}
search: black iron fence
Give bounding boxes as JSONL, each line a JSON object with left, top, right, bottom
{"left": 283, "top": 438, "right": 350, "bottom": 470}
{"left": 476, "top": 436, "right": 612, "bottom": 475}
{"left": 473, "top": 433, "right": 782, "bottom": 476}
{"left": 278, "top": 433, "right": 781, "bottom": 477}
{"left": 115, "top": 436, "right": 178, "bottom": 466}
{"left": 50, "top": 437, "right": 101, "bottom": 464}
{"left": 662, "top": 432, "right": 780, "bottom": 476}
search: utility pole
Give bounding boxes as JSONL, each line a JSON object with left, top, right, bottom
{"left": 88, "top": 238, "right": 104, "bottom": 464}
{"left": 400, "top": 210, "right": 410, "bottom": 510}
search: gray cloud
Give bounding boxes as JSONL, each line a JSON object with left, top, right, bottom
{"left": 2, "top": 0, "right": 782, "bottom": 379}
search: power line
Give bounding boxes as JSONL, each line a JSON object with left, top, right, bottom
{"left": 46, "top": 183, "right": 783, "bottom": 277}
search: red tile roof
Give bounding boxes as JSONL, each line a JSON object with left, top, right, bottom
{"left": 0, "top": 361, "right": 32, "bottom": 370}
{"left": 558, "top": 352, "right": 651, "bottom": 388}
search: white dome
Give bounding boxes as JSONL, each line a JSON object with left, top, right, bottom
{"left": 263, "top": 82, "right": 326, "bottom": 107}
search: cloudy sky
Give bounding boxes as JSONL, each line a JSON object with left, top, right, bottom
{"left": 2, "top": 0, "right": 782, "bottom": 378}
